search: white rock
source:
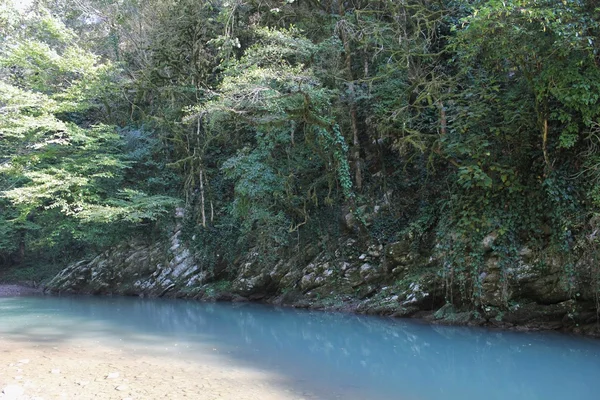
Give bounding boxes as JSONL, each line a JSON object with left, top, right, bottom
{"left": 2, "top": 384, "right": 25, "bottom": 397}
{"left": 51, "top": 368, "right": 60, "bottom": 374}
{"left": 106, "top": 372, "right": 120, "bottom": 379}
{"left": 360, "top": 263, "right": 372, "bottom": 272}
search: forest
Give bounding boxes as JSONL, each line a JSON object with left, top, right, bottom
{"left": 1, "top": 0, "right": 600, "bottom": 316}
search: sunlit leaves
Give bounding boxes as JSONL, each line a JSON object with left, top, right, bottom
{"left": 0, "top": 5, "right": 178, "bottom": 262}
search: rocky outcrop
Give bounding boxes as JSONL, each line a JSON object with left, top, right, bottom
{"left": 47, "top": 228, "right": 206, "bottom": 298}
{"left": 46, "top": 227, "right": 600, "bottom": 337}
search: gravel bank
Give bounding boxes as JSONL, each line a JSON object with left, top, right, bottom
{"left": 0, "top": 339, "right": 320, "bottom": 400}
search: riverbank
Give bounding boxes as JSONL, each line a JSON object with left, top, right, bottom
{"left": 0, "top": 338, "right": 320, "bottom": 400}
{"left": 42, "top": 230, "right": 600, "bottom": 338}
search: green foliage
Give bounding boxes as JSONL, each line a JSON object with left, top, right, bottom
{"left": 180, "top": 26, "right": 352, "bottom": 258}
{"left": 2, "top": 0, "right": 600, "bottom": 311}
{"left": 0, "top": 4, "right": 178, "bottom": 270}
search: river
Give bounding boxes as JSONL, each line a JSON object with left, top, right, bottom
{"left": 1, "top": 295, "right": 599, "bottom": 399}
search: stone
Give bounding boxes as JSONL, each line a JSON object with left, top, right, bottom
{"left": 384, "top": 240, "right": 419, "bottom": 271}
{"left": 518, "top": 246, "right": 533, "bottom": 261}
{"left": 106, "top": 372, "right": 120, "bottom": 379}
{"left": 510, "top": 260, "right": 569, "bottom": 304}
{"left": 434, "top": 303, "right": 455, "bottom": 320}
{"left": 2, "top": 384, "right": 25, "bottom": 397}
{"left": 344, "top": 212, "right": 357, "bottom": 231}
{"left": 359, "top": 263, "right": 373, "bottom": 276}
{"left": 482, "top": 232, "right": 497, "bottom": 252}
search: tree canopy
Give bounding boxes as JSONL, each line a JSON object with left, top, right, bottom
{"left": 1, "top": 0, "right": 600, "bottom": 305}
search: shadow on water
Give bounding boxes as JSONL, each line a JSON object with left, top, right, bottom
{"left": 1, "top": 295, "right": 600, "bottom": 400}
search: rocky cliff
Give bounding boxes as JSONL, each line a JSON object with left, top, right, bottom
{"left": 46, "top": 225, "right": 600, "bottom": 337}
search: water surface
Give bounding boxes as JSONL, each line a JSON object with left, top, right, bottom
{"left": 1, "top": 295, "right": 599, "bottom": 399}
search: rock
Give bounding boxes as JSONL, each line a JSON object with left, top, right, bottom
{"left": 384, "top": 240, "right": 421, "bottom": 272}
{"left": 433, "top": 303, "right": 455, "bottom": 320}
{"left": 51, "top": 368, "right": 60, "bottom": 374}
{"left": 359, "top": 263, "right": 373, "bottom": 275}
{"left": 482, "top": 232, "right": 497, "bottom": 252}
{"left": 343, "top": 211, "right": 357, "bottom": 231}
{"left": 115, "top": 385, "right": 129, "bottom": 391}
{"left": 391, "top": 306, "right": 420, "bottom": 317}
{"left": 46, "top": 224, "right": 202, "bottom": 297}
{"left": 480, "top": 257, "right": 509, "bottom": 307}
{"left": 106, "top": 372, "right": 120, "bottom": 379}
{"left": 386, "top": 240, "right": 410, "bottom": 260}
{"left": 41, "top": 215, "right": 598, "bottom": 336}
{"left": 367, "top": 245, "right": 382, "bottom": 258}
{"left": 502, "top": 300, "right": 576, "bottom": 327}
{"left": 403, "top": 282, "right": 430, "bottom": 306}
{"left": 18, "top": 359, "right": 29, "bottom": 364}
{"left": 518, "top": 246, "right": 533, "bottom": 261}
{"left": 510, "top": 260, "right": 569, "bottom": 304}
{"left": 231, "top": 256, "right": 275, "bottom": 296}
{"left": 358, "top": 263, "right": 385, "bottom": 284}
{"left": 2, "top": 384, "right": 24, "bottom": 398}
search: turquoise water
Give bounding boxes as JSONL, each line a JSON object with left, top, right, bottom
{"left": 1, "top": 295, "right": 599, "bottom": 399}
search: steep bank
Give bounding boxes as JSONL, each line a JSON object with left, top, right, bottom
{"left": 45, "top": 224, "right": 600, "bottom": 337}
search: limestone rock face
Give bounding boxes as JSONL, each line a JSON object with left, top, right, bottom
{"left": 478, "top": 256, "right": 571, "bottom": 308}
{"left": 47, "top": 228, "right": 203, "bottom": 297}
{"left": 45, "top": 223, "right": 600, "bottom": 336}
{"left": 480, "top": 257, "right": 510, "bottom": 307}
{"left": 231, "top": 256, "right": 274, "bottom": 297}
{"left": 509, "top": 260, "right": 570, "bottom": 304}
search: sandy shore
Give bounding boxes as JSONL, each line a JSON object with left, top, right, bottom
{"left": 0, "top": 285, "right": 42, "bottom": 297}
{"left": 0, "top": 286, "right": 319, "bottom": 399}
{"left": 0, "top": 339, "right": 319, "bottom": 400}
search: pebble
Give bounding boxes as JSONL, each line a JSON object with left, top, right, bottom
{"left": 18, "top": 359, "right": 29, "bottom": 364}
{"left": 106, "top": 372, "right": 120, "bottom": 379}
{"left": 115, "top": 384, "right": 129, "bottom": 391}
{"left": 2, "top": 384, "right": 25, "bottom": 397}
{"left": 51, "top": 369, "right": 61, "bottom": 374}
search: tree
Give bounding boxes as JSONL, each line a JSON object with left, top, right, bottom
{"left": 0, "top": 4, "right": 177, "bottom": 267}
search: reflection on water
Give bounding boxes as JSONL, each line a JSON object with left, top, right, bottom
{"left": 1, "top": 296, "right": 599, "bottom": 400}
